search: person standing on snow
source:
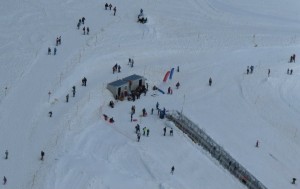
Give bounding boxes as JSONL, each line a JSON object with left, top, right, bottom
{"left": 5, "top": 150, "right": 8, "bottom": 159}
{"left": 137, "top": 132, "right": 141, "bottom": 142}
{"left": 170, "top": 166, "right": 175, "bottom": 174}
{"left": 113, "top": 6, "right": 117, "bottom": 16}
{"left": 146, "top": 128, "right": 150, "bottom": 137}
{"left": 3, "top": 176, "right": 7, "bottom": 185}
{"left": 40, "top": 151, "right": 45, "bottom": 161}
{"left": 66, "top": 94, "right": 69, "bottom": 103}
{"left": 176, "top": 82, "right": 180, "bottom": 89}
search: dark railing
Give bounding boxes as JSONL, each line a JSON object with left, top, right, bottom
{"left": 166, "top": 111, "right": 267, "bottom": 189}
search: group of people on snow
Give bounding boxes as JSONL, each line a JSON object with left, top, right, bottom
{"left": 163, "top": 127, "right": 173, "bottom": 136}
{"left": 47, "top": 36, "right": 61, "bottom": 55}
{"left": 137, "top": 8, "right": 147, "bottom": 24}
{"left": 112, "top": 63, "right": 121, "bottom": 74}
{"left": 128, "top": 58, "right": 135, "bottom": 67}
{"left": 246, "top": 65, "right": 254, "bottom": 74}
{"left": 104, "top": 3, "right": 117, "bottom": 16}
{"left": 289, "top": 54, "right": 296, "bottom": 63}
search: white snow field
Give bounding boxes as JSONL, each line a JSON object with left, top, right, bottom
{"left": 0, "top": 0, "right": 300, "bottom": 188}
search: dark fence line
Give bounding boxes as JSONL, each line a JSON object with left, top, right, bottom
{"left": 166, "top": 111, "right": 267, "bottom": 189}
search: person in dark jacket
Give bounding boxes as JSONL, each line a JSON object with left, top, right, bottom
{"left": 3, "top": 176, "right": 7, "bottom": 185}
{"left": 113, "top": 6, "right": 117, "bottom": 16}
{"left": 41, "top": 151, "right": 45, "bottom": 160}
{"left": 171, "top": 166, "right": 175, "bottom": 174}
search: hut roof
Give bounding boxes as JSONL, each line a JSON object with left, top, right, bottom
{"left": 122, "top": 74, "right": 144, "bottom": 82}
{"left": 107, "top": 79, "right": 128, "bottom": 87}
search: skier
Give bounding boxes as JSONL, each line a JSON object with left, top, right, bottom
{"left": 290, "top": 69, "right": 293, "bottom": 75}
{"left": 56, "top": 37, "right": 59, "bottom": 46}
{"left": 3, "top": 176, "right": 7, "bottom": 185}
{"left": 109, "top": 4, "right": 112, "bottom": 10}
{"left": 131, "top": 59, "right": 134, "bottom": 67}
{"left": 170, "top": 166, "right": 175, "bottom": 174}
{"left": 137, "top": 132, "right": 141, "bottom": 142}
{"left": 41, "top": 151, "right": 45, "bottom": 160}
{"left": 292, "top": 178, "right": 296, "bottom": 184}
{"left": 146, "top": 128, "right": 150, "bottom": 137}
{"left": 77, "top": 22, "right": 80, "bottom": 29}
{"left": 83, "top": 27, "right": 86, "bottom": 35}
{"left": 250, "top": 65, "right": 254, "bottom": 73}
{"left": 209, "top": 77, "right": 212, "bottom": 86}
{"left": 113, "top": 6, "right": 117, "bottom": 16}
{"left": 66, "top": 94, "right": 69, "bottom": 103}
{"left": 82, "top": 17, "right": 85, "bottom": 24}
{"left": 131, "top": 105, "right": 135, "bottom": 114}
{"left": 176, "top": 82, "right": 180, "bottom": 89}
{"left": 103, "top": 114, "right": 108, "bottom": 121}
{"left": 5, "top": 150, "right": 8, "bottom": 159}
{"left": 109, "top": 117, "right": 114, "bottom": 123}
{"left": 82, "top": 77, "right": 85, "bottom": 86}
{"left": 140, "top": 9, "right": 143, "bottom": 14}
{"left": 268, "top": 69, "right": 270, "bottom": 77}
{"left": 54, "top": 47, "right": 57, "bottom": 55}
{"left": 255, "top": 140, "right": 259, "bottom": 148}
{"left": 143, "top": 127, "right": 146, "bottom": 136}
{"left": 109, "top": 100, "right": 114, "bottom": 108}
{"left": 177, "top": 66, "right": 179, "bottom": 72}
{"left": 170, "top": 128, "right": 173, "bottom": 136}
{"left": 135, "top": 124, "right": 140, "bottom": 134}
{"left": 156, "top": 102, "right": 159, "bottom": 110}
{"left": 151, "top": 108, "right": 154, "bottom": 115}
{"left": 49, "top": 111, "right": 52, "bottom": 117}
{"left": 292, "top": 54, "right": 296, "bottom": 62}
{"left": 287, "top": 68, "right": 290, "bottom": 74}
{"left": 118, "top": 65, "right": 121, "bottom": 73}
{"left": 246, "top": 66, "right": 249, "bottom": 74}
{"left": 142, "top": 108, "right": 147, "bottom": 117}
{"left": 58, "top": 36, "right": 61, "bottom": 45}
{"left": 105, "top": 3, "right": 108, "bottom": 10}
{"left": 87, "top": 27, "right": 89, "bottom": 35}
{"left": 48, "top": 47, "right": 51, "bottom": 55}
{"left": 82, "top": 77, "right": 87, "bottom": 86}
{"left": 163, "top": 127, "right": 166, "bottom": 136}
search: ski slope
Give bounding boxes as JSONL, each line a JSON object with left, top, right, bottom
{"left": 0, "top": 0, "right": 300, "bottom": 188}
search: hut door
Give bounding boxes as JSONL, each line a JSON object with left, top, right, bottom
{"left": 139, "top": 79, "right": 142, "bottom": 86}
{"left": 118, "top": 87, "right": 121, "bottom": 96}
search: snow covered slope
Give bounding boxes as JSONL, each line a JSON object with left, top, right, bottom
{"left": 0, "top": 0, "right": 300, "bottom": 188}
